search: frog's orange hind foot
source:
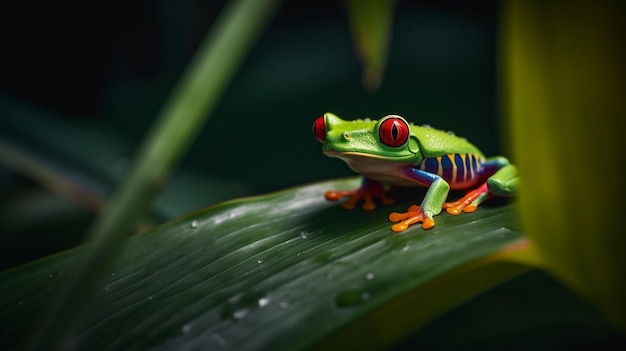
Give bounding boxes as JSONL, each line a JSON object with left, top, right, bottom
{"left": 325, "top": 183, "right": 394, "bottom": 211}
{"left": 389, "top": 205, "right": 435, "bottom": 232}
{"left": 443, "top": 182, "right": 493, "bottom": 215}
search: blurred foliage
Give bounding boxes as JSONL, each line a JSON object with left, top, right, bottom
{"left": 0, "top": 0, "right": 624, "bottom": 349}
{"left": 504, "top": 0, "right": 626, "bottom": 330}
{"left": 10, "top": 1, "right": 284, "bottom": 349}
{"left": 346, "top": 0, "right": 397, "bottom": 90}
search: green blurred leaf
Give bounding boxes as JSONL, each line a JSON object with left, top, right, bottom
{"left": 346, "top": 0, "right": 397, "bottom": 91}
{"left": 25, "top": 0, "right": 283, "bottom": 349}
{"left": 0, "top": 99, "right": 253, "bottom": 221}
{"left": 503, "top": 0, "right": 626, "bottom": 329}
{"left": 1, "top": 178, "right": 529, "bottom": 350}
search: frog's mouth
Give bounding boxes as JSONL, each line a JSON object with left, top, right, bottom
{"left": 324, "top": 150, "right": 411, "bottom": 161}
{"left": 325, "top": 150, "right": 382, "bottom": 159}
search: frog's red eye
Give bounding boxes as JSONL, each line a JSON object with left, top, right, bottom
{"left": 313, "top": 116, "right": 326, "bottom": 143}
{"left": 379, "top": 116, "right": 409, "bottom": 147}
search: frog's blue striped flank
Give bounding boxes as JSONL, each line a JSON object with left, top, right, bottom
{"left": 419, "top": 153, "right": 485, "bottom": 188}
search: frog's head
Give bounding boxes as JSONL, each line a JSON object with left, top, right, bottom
{"left": 313, "top": 112, "right": 421, "bottom": 162}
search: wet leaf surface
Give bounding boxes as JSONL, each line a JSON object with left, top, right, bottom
{"left": 0, "top": 178, "right": 524, "bottom": 350}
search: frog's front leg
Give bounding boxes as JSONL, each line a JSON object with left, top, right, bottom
{"left": 389, "top": 168, "right": 450, "bottom": 232}
{"left": 444, "top": 157, "right": 518, "bottom": 215}
{"left": 325, "top": 177, "right": 395, "bottom": 211}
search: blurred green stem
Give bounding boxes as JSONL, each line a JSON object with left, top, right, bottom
{"left": 346, "top": 0, "right": 397, "bottom": 91}
{"left": 28, "top": 0, "right": 283, "bottom": 350}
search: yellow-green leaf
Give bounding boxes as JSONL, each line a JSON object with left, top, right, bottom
{"left": 503, "top": 0, "right": 626, "bottom": 330}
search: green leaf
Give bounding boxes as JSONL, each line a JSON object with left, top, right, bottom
{"left": 1, "top": 178, "right": 529, "bottom": 350}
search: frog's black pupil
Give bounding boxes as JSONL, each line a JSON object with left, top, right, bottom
{"left": 391, "top": 124, "right": 398, "bottom": 140}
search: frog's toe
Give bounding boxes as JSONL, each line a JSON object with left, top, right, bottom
{"left": 325, "top": 190, "right": 355, "bottom": 202}
{"left": 325, "top": 190, "right": 360, "bottom": 210}
{"left": 343, "top": 195, "right": 363, "bottom": 210}
{"left": 461, "top": 203, "right": 478, "bottom": 213}
{"left": 443, "top": 204, "right": 462, "bottom": 215}
{"left": 325, "top": 184, "right": 394, "bottom": 211}
{"left": 444, "top": 200, "right": 482, "bottom": 215}
{"left": 361, "top": 196, "right": 377, "bottom": 211}
{"left": 389, "top": 205, "right": 435, "bottom": 232}
{"left": 443, "top": 183, "right": 491, "bottom": 215}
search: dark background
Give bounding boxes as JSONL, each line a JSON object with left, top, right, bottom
{"left": 1, "top": 0, "right": 624, "bottom": 349}
{"left": 1, "top": 0, "right": 500, "bottom": 192}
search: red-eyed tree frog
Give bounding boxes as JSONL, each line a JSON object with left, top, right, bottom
{"left": 313, "top": 113, "right": 518, "bottom": 232}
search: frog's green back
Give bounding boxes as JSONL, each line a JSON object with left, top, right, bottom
{"left": 409, "top": 124, "right": 484, "bottom": 158}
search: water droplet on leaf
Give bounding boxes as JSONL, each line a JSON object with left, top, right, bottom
{"left": 258, "top": 297, "right": 270, "bottom": 307}
{"left": 233, "top": 308, "right": 248, "bottom": 319}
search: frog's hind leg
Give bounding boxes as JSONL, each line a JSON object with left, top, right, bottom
{"left": 485, "top": 163, "right": 518, "bottom": 197}
{"left": 444, "top": 157, "right": 518, "bottom": 215}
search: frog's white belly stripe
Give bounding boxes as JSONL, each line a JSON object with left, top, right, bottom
{"left": 328, "top": 152, "right": 420, "bottom": 187}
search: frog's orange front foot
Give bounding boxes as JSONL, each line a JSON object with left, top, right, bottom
{"left": 443, "top": 182, "right": 492, "bottom": 215}
{"left": 325, "top": 180, "right": 394, "bottom": 211}
{"left": 388, "top": 205, "right": 435, "bottom": 232}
